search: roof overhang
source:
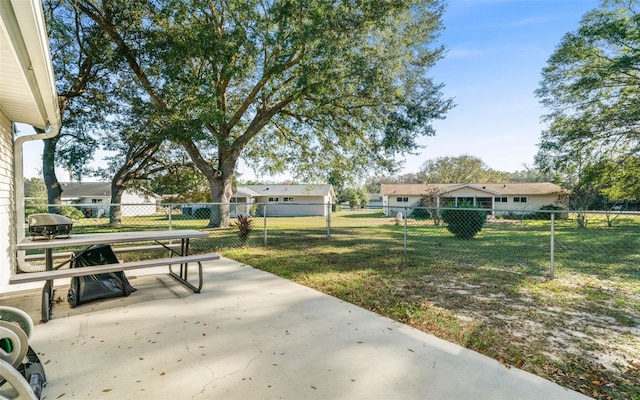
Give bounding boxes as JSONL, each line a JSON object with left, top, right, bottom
{"left": 0, "top": 0, "right": 60, "bottom": 129}
{"left": 439, "top": 184, "right": 502, "bottom": 196}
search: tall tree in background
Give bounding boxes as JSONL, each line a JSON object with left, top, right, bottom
{"left": 75, "top": 0, "right": 453, "bottom": 227}
{"left": 363, "top": 173, "right": 422, "bottom": 194}
{"left": 417, "top": 155, "right": 507, "bottom": 183}
{"left": 535, "top": 0, "right": 640, "bottom": 198}
{"left": 23, "top": 178, "right": 47, "bottom": 199}
{"left": 504, "top": 166, "right": 549, "bottom": 183}
{"left": 149, "top": 164, "right": 211, "bottom": 203}
{"left": 43, "top": 0, "right": 112, "bottom": 211}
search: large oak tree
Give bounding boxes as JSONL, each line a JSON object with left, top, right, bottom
{"left": 42, "top": 0, "right": 117, "bottom": 210}
{"left": 75, "top": 0, "right": 453, "bottom": 227}
{"left": 535, "top": 0, "right": 640, "bottom": 199}
{"left": 417, "top": 155, "right": 507, "bottom": 183}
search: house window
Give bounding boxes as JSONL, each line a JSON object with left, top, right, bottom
{"left": 495, "top": 197, "right": 507, "bottom": 203}
{"left": 91, "top": 199, "right": 101, "bottom": 204}
{"left": 397, "top": 197, "right": 409, "bottom": 202}
{"left": 513, "top": 197, "right": 527, "bottom": 203}
{"left": 283, "top": 197, "right": 294, "bottom": 202}
{"left": 268, "top": 197, "right": 279, "bottom": 202}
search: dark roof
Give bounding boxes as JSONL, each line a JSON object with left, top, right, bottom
{"left": 235, "top": 184, "right": 335, "bottom": 198}
{"left": 59, "top": 182, "right": 159, "bottom": 199}
{"left": 60, "top": 182, "right": 112, "bottom": 198}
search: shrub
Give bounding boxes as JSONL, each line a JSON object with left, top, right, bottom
{"left": 24, "top": 205, "right": 84, "bottom": 220}
{"left": 499, "top": 212, "right": 534, "bottom": 220}
{"left": 193, "top": 207, "right": 211, "bottom": 219}
{"left": 441, "top": 204, "right": 487, "bottom": 239}
{"left": 234, "top": 215, "right": 253, "bottom": 246}
{"left": 534, "top": 204, "right": 568, "bottom": 220}
{"left": 25, "top": 205, "right": 48, "bottom": 218}
{"left": 60, "top": 206, "right": 85, "bottom": 220}
{"left": 410, "top": 207, "right": 431, "bottom": 220}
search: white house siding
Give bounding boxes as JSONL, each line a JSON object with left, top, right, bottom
{"left": 443, "top": 188, "right": 558, "bottom": 213}
{"left": 382, "top": 185, "right": 565, "bottom": 216}
{"left": 255, "top": 195, "right": 329, "bottom": 217}
{"left": 0, "top": 109, "right": 16, "bottom": 286}
{"left": 73, "top": 198, "right": 110, "bottom": 218}
{"left": 121, "top": 191, "right": 156, "bottom": 216}
{"left": 230, "top": 197, "right": 252, "bottom": 217}
{"left": 492, "top": 194, "right": 560, "bottom": 214}
{"left": 383, "top": 196, "right": 421, "bottom": 215}
{"left": 65, "top": 191, "right": 157, "bottom": 217}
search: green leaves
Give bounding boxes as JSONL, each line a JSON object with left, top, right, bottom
{"left": 536, "top": 1, "right": 640, "bottom": 196}
{"left": 68, "top": 0, "right": 452, "bottom": 225}
{"left": 418, "top": 155, "right": 507, "bottom": 184}
{"left": 441, "top": 204, "right": 487, "bottom": 240}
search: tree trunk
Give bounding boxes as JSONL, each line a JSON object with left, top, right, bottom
{"left": 208, "top": 157, "right": 236, "bottom": 228}
{"left": 182, "top": 140, "right": 237, "bottom": 228}
{"left": 109, "top": 171, "right": 127, "bottom": 227}
{"left": 42, "top": 134, "right": 62, "bottom": 214}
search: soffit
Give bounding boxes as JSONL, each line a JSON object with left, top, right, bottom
{"left": 0, "top": 0, "right": 59, "bottom": 128}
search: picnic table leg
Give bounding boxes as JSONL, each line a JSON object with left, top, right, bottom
{"left": 41, "top": 249, "right": 54, "bottom": 323}
{"left": 40, "top": 282, "right": 52, "bottom": 323}
{"left": 167, "top": 238, "right": 203, "bottom": 293}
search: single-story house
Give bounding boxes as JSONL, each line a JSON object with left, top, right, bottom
{"left": 1, "top": 0, "right": 61, "bottom": 287}
{"left": 231, "top": 184, "right": 336, "bottom": 217}
{"left": 367, "top": 193, "right": 383, "bottom": 208}
{"left": 380, "top": 183, "right": 567, "bottom": 216}
{"left": 60, "top": 182, "right": 159, "bottom": 217}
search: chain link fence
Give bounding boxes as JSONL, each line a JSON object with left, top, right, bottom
{"left": 21, "top": 202, "right": 640, "bottom": 282}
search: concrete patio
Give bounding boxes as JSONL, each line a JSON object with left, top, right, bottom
{"left": 2, "top": 256, "right": 588, "bottom": 399}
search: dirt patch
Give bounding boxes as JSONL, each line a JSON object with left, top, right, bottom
{"left": 406, "top": 268, "right": 640, "bottom": 399}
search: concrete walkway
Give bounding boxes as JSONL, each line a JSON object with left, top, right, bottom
{"left": 2, "top": 257, "right": 588, "bottom": 399}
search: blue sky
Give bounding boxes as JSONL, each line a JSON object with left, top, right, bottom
{"left": 399, "top": 0, "right": 601, "bottom": 175}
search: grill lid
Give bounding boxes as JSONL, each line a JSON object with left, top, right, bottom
{"left": 28, "top": 213, "right": 73, "bottom": 239}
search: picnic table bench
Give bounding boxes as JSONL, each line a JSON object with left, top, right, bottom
{"left": 11, "top": 230, "right": 219, "bottom": 322}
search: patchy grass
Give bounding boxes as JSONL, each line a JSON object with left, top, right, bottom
{"left": 32, "top": 209, "right": 640, "bottom": 398}
{"left": 223, "top": 237, "right": 640, "bottom": 400}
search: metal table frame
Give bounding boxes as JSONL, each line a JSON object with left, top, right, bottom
{"left": 16, "top": 230, "right": 209, "bottom": 323}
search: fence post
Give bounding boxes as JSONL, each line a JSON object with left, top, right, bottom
{"left": 404, "top": 206, "right": 408, "bottom": 255}
{"left": 263, "top": 203, "right": 268, "bottom": 247}
{"left": 550, "top": 211, "right": 555, "bottom": 280}
{"left": 326, "top": 203, "right": 332, "bottom": 240}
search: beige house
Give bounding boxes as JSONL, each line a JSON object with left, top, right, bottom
{"left": 1, "top": 0, "right": 61, "bottom": 287}
{"left": 381, "top": 183, "right": 567, "bottom": 216}
{"left": 231, "top": 184, "right": 336, "bottom": 217}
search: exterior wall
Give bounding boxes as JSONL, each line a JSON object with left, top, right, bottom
{"left": 382, "top": 195, "right": 421, "bottom": 216}
{"left": 229, "top": 197, "right": 252, "bottom": 217}
{"left": 255, "top": 195, "right": 329, "bottom": 216}
{"left": 65, "top": 191, "right": 157, "bottom": 217}
{"left": 72, "top": 197, "right": 109, "bottom": 218}
{"left": 493, "top": 194, "right": 561, "bottom": 214}
{"left": 121, "top": 191, "right": 156, "bottom": 216}
{"left": 0, "top": 109, "right": 16, "bottom": 287}
{"left": 383, "top": 191, "right": 564, "bottom": 216}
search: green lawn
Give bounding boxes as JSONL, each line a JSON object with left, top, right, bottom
{"left": 26, "top": 209, "right": 640, "bottom": 398}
